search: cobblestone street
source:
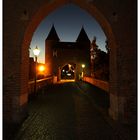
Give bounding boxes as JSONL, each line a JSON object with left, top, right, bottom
{"left": 13, "top": 82, "right": 135, "bottom": 140}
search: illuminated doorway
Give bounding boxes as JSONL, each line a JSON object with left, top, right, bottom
{"left": 60, "top": 64, "right": 76, "bottom": 80}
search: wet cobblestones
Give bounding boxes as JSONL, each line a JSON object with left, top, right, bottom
{"left": 14, "top": 82, "right": 135, "bottom": 140}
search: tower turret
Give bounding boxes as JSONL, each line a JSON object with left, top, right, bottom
{"left": 45, "top": 25, "right": 60, "bottom": 76}
{"left": 45, "top": 25, "right": 60, "bottom": 41}
{"left": 76, "top": 26, "right": 90, "bottom": 43}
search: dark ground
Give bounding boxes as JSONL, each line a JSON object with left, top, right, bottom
{"left": 4, "top": 81, "right": 137, "bottom": 140}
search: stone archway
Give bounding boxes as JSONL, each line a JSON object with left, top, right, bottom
{"left": 4, "top": 0, "right": 136, "bottom": 124}
{"left": 21, "top": 0, "right": 117, "bottom": 121}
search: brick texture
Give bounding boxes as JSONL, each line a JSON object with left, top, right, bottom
{"left": 4, "top": 0, "right": 136, "bottom": 124}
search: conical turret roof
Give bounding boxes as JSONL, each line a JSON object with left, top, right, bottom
{"left": 76, "top": 27, "right": 90, "bottom": 42}
{"left": 46, "top": 25, "right": 60, "bottom": 41}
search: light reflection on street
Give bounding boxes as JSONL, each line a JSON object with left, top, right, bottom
{"left": 58, "top": 79, "right": 75, "bottom": 83}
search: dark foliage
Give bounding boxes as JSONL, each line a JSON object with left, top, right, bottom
{"left": 91, "top": 38, "right": 109, "bottom": 81}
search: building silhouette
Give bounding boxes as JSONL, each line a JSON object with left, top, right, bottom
{"left": 45, "top": 25, "right": 91, "bottom": 81}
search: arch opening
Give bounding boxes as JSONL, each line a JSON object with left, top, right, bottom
{"left": 60, "top": 63, "right": 76, "bottom": 80}
{"left": 20, "top": 0, "right": 118, "bottom": 122}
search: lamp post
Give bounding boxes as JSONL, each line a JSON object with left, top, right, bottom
{"left": 33, "top": 46, "right": 40, "bottom": 94}
{"left": 81, "top": 64, "right": 85, "bottom": 80}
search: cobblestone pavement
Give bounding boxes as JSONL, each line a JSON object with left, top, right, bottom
{"left": 14, "top": 82, "right": 135, "bottom": 140}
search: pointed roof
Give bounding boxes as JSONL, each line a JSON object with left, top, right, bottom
{"left": 76, "top": 27, "right": 90, "bottom": 42}
{"left": 46, "top": 25, "right": 60, "bottom": 41}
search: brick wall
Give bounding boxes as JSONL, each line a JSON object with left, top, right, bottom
{"left": 28, "top": 76, "right": 53, "bottom": 94}
{"left": 83, "top": 76, "right": 109, "bottom": 92}
{"left": 4, "top": 0, "right": 136, "bottom": 124}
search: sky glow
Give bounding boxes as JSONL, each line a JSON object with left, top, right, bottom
{"left": 30, "top": 4, "right": 106, "bottom": 63}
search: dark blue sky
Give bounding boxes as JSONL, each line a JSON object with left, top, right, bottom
{"left": 30, "top": 4, "right": 106, "bottom": 63}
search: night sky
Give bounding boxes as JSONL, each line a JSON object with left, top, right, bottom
{"left": 30, "top": 4, "right": 106, "bottom": 63}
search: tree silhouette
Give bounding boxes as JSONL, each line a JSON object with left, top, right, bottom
{"left": 90, "top": 38, "right": 109, "bottom": 81}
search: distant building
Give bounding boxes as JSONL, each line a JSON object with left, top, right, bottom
{"left": 45, "top": 25, "right": 91, "bottom": 81}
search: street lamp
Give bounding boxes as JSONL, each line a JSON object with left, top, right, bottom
{"left": 81, "top": 64, "right": 85, "bottom": 80}
{"left": 33, "top": 46, "right": 40, "bottom": 94}
{"left": 82, "top": 64, "right": 85, "bottom": 69}
{"left": 38, "top": 65, "right": 45, "bottom": 72}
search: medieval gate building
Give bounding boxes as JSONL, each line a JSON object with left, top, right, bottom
{"left": 45, "top": 25, "right": 91, "bottom": 81}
